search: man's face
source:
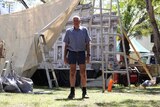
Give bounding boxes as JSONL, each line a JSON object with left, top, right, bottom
{"left": 73, "top": 17, "right": 80, "bottom": 27}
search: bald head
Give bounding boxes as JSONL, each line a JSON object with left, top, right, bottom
{"left": 72, "top": 15, "right": 81, "bottom": 21}
{"left": 72, "top": 16, "right": 81, "bottom": 29}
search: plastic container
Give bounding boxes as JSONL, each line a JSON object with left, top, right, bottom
{"left": 108, "top": 79, "right": 114, "bottom": 92}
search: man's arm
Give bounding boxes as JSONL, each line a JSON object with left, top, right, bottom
{"left": 86, "top": 42, "right": 90, "bottom": 63}
{"left": 86, "top": 42, "right": 90, "bottom": 56}
{"left": 84, "top": 27, "right": 90, "bottom": 56}
{"left": 64, "top": 43, "right": 68, "bottom": 64}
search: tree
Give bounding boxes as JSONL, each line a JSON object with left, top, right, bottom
{"left": 145, "top": 0, "right": 160, "bottom": 64}
{"left": 118, "top": 0, "right": 151, "bottom": 38}
{"left": 119, "top": 0, "right": 160, "bottom": 64}
{"left": 116, "top": 0, "right": 149, "bottom": 57}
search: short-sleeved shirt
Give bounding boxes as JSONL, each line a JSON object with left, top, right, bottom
{"left": 63, "top": 26, "right": 91, "bottom": 52}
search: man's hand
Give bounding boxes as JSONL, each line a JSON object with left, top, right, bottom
{"left": 86, "top": 55, "right": 90, "bottom": 63}
{"left": 64, "top": 57, "right": 68, "bottom": 64}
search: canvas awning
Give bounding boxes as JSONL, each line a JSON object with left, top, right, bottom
{"left": 0, "top": 0, "right": 80, "bottom": 77}
{"left": 130, "top": 38, "right": 150, "bottom": 53}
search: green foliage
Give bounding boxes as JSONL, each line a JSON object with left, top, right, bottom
{"left": 132, "top": 0, "right": 146, "bottom": 9}
{"left": 152, "top": 0, "right": 160, "bottom": 6}
{"left": 132, "top": 20, "right": 152, "bottom": 37}
{"left": 118, "top": 0, "right": 160, "bottom": 38}
{"left": 118, "top": 0, "right": 147, "bottom": 37}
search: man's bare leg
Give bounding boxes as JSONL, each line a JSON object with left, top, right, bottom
{"left": 68, "top": 64, "right": 76, "bottom": 99}
{"left": 79, "top": 64, "right": 87, "bottom": 87}
{"left": 70, "top": 64, "right": 77, "bottom": 87}
{"left": 79, "top": 64, "right": 89, "bottom": 98}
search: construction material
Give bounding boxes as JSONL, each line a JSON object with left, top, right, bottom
{"left": 101, "top": 0, "right": 130, "bottom": 92}
{"left": 90, "top": 0, "right": 130, "bottom": 92}
{"left": 0, "top": 59, "right": 33, "bottom": 93}
{"left": 39, "top": 34, "right": 58, "bottom": 88}
{"left": 0, "top": 0, "right": 80, "bottom": 77}
{"left": 107, "top": 78, "right": 114, "bottom": 92}
{"left": 123, "top": 30, "right": 153, "bottom": 80}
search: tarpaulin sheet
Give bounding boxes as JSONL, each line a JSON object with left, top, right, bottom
{"left": 0, "top": 0, "right": 80, "bottom": 77}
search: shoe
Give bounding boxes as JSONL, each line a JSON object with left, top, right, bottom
{"left": 82, "top": 93, "right": 89, "bottom": 99}
{"left": 67, "top": 93, "right": 75, "bottom": 99}
{"left": 82, "top": 87, "right": 89, "bottom": 99}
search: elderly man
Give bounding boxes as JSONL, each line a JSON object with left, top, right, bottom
{"left": 63, "top": 15, "right": 91, "bottom": 99}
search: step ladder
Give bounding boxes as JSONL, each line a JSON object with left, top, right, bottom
{"left": 38, "top": 34, "right": 58, "bottom": 88}
{"left": 89, "top": 0, "right": 130, "bottom": 92}
{"left": 1, "top": 54, "right": 14, "bottom": 77}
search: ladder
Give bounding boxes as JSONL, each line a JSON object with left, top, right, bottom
{"left": 39, "top": 34, "right": 58, "bottom": 88}
{"left": 1, "top": 53, "right": 14, "bottom": 77}
{"left": 90, "top": 0, "right": 130, "bottom": 92}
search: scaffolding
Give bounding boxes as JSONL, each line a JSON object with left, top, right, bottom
{"left": 89, "top": 0, "right": 130, "bottom": 92}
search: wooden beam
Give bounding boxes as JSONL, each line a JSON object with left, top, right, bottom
{"left": 122, "top": 29, "right": 153, "bottom": 80}
{"left": 40, "top": 0, "right": 46, "bottom": 3}
{"left": 17, "top": 0, "right": 29, "bottom": 9}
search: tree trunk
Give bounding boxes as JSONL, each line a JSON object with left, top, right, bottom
{"left": 145, "top": 0, "right": 160, "bottom": 64}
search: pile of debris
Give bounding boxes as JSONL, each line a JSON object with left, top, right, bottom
{"left": 0, "top": 60, "right": 33, "bottom": 93}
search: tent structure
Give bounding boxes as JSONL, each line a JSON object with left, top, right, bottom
{"left": 117, "top": 38, "right": 150, "bottom": 53}
{"left": 0, "top": 0, "right": 80, "bottom": 77}
{"left": 130, "top": 38, "right": 150, "bottom": 53}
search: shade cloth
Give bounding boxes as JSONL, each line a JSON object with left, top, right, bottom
{"left": 0, "top": 0, "right": 80, "bottom": 77}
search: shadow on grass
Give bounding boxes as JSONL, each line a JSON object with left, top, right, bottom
{"left": 55, "top": 98, "right": 84, "bottom": 101}
{"left": 33, "top": 87, "right": 69, "bottom": 95}
{"left": 34, "top": 86, "right": 69, "bottom": 91}
{"left": 87, "top": 87, "right": 103, "bottom": 93}
{"left": 95, "top": 99, "right": 160, "bottom": 107}
{"left": 112, "top": 85, "right": 160, "bottom": 95}
{"left": 33, "top": 85, "right": 160, "bottom": 95}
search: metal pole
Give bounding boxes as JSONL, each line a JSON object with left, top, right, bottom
{"left": 99, "top": 0, "right": 105, "bottom": 92}
{"left": 116, "top": 0, "right": 130, "bottom": 87}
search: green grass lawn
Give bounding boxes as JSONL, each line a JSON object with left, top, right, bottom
{"left": 0, "top": 85, "right": 160, "bottom": 107}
